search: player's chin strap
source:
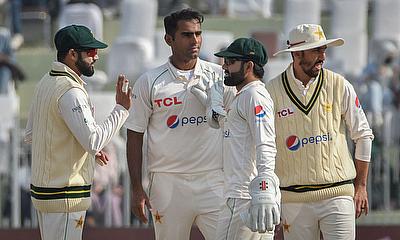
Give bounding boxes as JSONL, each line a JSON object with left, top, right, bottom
{"left": 190, "top": 72, "right": 226, "bottom": 129}
{"left": 240, "top": 174, "right": 281, "bottom": 233}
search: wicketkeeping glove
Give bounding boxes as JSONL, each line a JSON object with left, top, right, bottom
{"left": 190, "top": 76, "right": 208, "bottom": 106}
{"left": 241, "top": 174, "right": 281, "bottom": 233}
{"left": 190, "top": 71, "right": 226, "bottom": 129}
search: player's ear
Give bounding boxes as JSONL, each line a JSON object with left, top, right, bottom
{"left": 164, "top": 34, "right": 173, "bottom": 46}
{"left": 247, "top": 61, "right": 254, "bottom": 71}
{"left": 293, "top": 51, "right": 302, "bottom": 59}
{"left": 68, "top": 49, "right": 78, "bottom": 61}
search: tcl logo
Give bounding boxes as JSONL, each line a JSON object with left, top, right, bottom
{"left": 277, "top": 107, "right": 294, "bottom": 118}
{"left": 154, "top": 97, "right": 182, "bottom": 108}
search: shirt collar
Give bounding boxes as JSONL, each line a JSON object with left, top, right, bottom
{"left": 236, "top": 80, "right": 264, "bottom": 95}
{"left": 167, "top": 57, "right": 203, "bottom": 81}
{"left": 51, "top": 61, "right": 86, "bottom": 85}
{"left": 289, "top": 63, "right": 317, "bottom": 89}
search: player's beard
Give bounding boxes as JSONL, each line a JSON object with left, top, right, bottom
{"left": 224, "top": 62, "right": 245, "bottom": 86}
{"left": 299, "top": 54, "right": 322, "bottom": 78}
{"left": 76, "top": 53, "right": 95, "bottom": 77}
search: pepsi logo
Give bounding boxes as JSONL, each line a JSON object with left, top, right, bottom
{"left": 286, "top": 135, "right": 301, "bottom": 151}
{"left": 286, "top": 133, "right": 332, "bottom": 151}
{"left": 255, "top": 105, "right": 266, "bottom": 118}
{"left": 166, "top": 115, "right": 207, "bottom": 129}
{"left": 166, "top": 115, "right": 179, "bottom": 128}
{"left": 355, "top": 96, "right": 361, "bottom": 108}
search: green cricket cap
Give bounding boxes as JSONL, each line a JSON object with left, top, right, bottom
{"left": 54, "top": 25, "right": 108, "bottom": 52}
{"left": 215, "top": 38, "right": 268, "bottom": 67}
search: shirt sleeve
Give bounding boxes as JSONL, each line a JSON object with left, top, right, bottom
{"left": 238, "top": 86, "right": 277, "bottom": 175}
{"left": 124, "top": 74, "right": 153, "bottom": 133}
{"left": 223, "top": 85, "right": 237, "bottom": 109}
{"left": 342, "top": 79, "right": 374, "bottom": 161}
{"left": 58, "top": 87, "right": 129, "bottom": 155}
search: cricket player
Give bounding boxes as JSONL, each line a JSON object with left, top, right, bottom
{"left": 25, "top": 25, "right": 132, "bottom": 240}
{"left": 125, "top": 9, "right": 235, "bottom": 240}
{"left": 266, "top": 24, "right": 374, "bottom": 239}
{"left": 194, "top": 38, "right": 281, "bottom": 240}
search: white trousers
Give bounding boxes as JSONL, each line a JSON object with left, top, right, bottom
{"left": 148, "top": 169, "right": 224, "bottom": 240}
{"left": 215, "top": 198, "right": 274, "bottom": 240}
{"left": 282, "top": 196, "right": 355, "bottom": 240}
{"left": 36, "top": 210, "right": 86, "bottom": 240}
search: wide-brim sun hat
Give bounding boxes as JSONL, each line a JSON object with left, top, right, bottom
{"left": 273, "top": 24, "right": 344, "bottom": 56}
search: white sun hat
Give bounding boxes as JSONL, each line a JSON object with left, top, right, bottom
{"left": 274, "top": 24, "right": 344, "bottom": 56}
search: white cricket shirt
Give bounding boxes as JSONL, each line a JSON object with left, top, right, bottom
{"left": 223, "top": 81, "right": 277, "bottom": 199}
{"left": 125, "top": 58, "right": 230, "bottom": 173}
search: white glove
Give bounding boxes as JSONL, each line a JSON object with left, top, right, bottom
{"left": 242, "top": 174, "right": 281, "bottom": 233}
{"left": 191, "top": 71, "right": 226, "bottom": 129}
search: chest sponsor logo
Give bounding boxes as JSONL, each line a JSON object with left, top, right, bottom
{"left": 154, "top": 97, "right": 182, "bottom": 108}
{"left": 255, "top": 105, "right": 266, "bottom": 118}
{"left": 166, "top": 115, "right": 180, "bottom": 128}
{"left": 277, "top": 107, "right": 294, "bottom": 118}
{"left": 166, "top": 115, "right": 207, "bottom": 129}
{"left": 286, "top": 133, "right": 332, "bottom": 151}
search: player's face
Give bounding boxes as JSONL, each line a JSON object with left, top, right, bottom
{"left": 222, "top": 58, "right": 246, "bottom": 86}
{"left": 298, "top": 46, "right": 326, "bottom": 78}
{"left": 168, "top": 19, "right": 202, "bottom": 62}
{"left": 75, "top": 49, "right": 98, "bottom": 77}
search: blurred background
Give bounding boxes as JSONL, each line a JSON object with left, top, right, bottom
{"left": 0, "top": 0, "right": 399, "bottom": 239}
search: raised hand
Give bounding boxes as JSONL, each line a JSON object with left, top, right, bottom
{"left": 115, "top": 74, "right": 132, "bottom": 110}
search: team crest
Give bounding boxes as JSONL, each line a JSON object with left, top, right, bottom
{"left": 322, "top": 102, "right": 332, "bottom": 112}
{"left": 154, "top": 210, "right": 164, "bottom": 224}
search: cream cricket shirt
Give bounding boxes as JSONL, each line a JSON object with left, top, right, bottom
{"left": 223, "top": 81, "right": 277, "bottom": 199}
{"left": 266, "top": 64, "right": 374, "bottom": 202}
{"left": 25, "top": 62, "right": 129, "bottom": 212}
{"left": 125, "top": 58, "right": 231, "bottom": 173}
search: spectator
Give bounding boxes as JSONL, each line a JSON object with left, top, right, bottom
{"left": 10, "top": 0, "right": 24, "bottom": 50}
{"left": 0, "top": 26, "right": 24, "bottom": 94}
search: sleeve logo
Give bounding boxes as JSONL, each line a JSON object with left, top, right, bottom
{"left": 254, "top": 105, "right": 266, "bottom": 118}
{"left": 355, "top": 96, "right": 361, "bottom": 108}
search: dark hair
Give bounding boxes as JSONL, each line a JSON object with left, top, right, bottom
{"left": 253, "top": 63, "right": 265, "bottom": 79}
{"left": 57, "top": 51, "right": 69, "bottom": 62}
{"left": 163, "top": 8, "right": 204, "bottom": 39}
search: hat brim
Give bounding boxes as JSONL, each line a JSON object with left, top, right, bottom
{"left": 80, "top": 39, "right": 108, "bottom": 49}
{"left": 214, "top": 49, "right": 245, "bottom": 58}
{"left": 273, "top": 38, "right": 344, "bottom": 56}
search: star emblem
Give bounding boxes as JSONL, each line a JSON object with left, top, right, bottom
{"left": 154, "top": 211, "right": 164, "bottom": 224}
{"left": 314, "top": 26, "right": 325, "bottom": 40}
{"left": 75, "top": 216, "right": 84, "bottom": 229}
{"left": 322, "top": 102, "right": 332, "bottom": 112}
{"left": 283, "top": 219, "right": 290, "bottom": 233}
